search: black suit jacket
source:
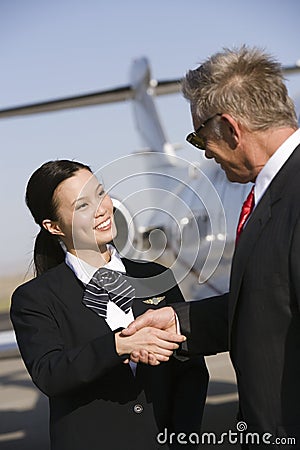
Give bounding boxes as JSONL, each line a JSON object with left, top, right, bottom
{"left": 174, "top": 144, "right": 300, "bottom": 445}
{"left": 11, "top": 258, "right": 208, "bottom": 450}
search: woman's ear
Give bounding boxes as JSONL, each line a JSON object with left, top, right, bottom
{"left": 42, "top": 219, "right": 65, "bottom": 237}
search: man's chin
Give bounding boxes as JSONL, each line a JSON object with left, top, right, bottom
{"left": 225, "top": 171, "right": 249, "bottom": 184}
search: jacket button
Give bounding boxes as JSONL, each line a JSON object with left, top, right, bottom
{"left": 133, "top": 404, "right": 143, "bottom": 414}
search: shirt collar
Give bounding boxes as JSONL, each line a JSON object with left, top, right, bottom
{"left": 65, "top": 244, "right": 126, "bottom": 285}
{"left": 254, "top": 128, "right": 300, "bottom": 205}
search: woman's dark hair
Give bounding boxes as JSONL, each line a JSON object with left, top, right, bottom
{"left": 26, "top": 160, "right": 92, "bottom": 276}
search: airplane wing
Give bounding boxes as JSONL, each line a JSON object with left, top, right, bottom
{"left": 0, "top": 85, "right": 134, "bottom": 118}
{"left": 0, "top": 79, "right": 180, "bottom": 119}
{"left": 282, "top": 64, "right": 300, "bottom": 74}
{"left": 0, "top": 62, "right": 298, "bottom": 119}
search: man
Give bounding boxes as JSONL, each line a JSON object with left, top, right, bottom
{"left": 122, "top": 46, "right": 300, "bottom": 446}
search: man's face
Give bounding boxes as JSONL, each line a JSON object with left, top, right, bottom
{"left": 191, "top": 110, "right": 255, "bottom": 184}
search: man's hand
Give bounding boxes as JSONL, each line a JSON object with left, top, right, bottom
{"left": 120, "top": 307, "right": 182, "bottom": 365}
{"left": 121, "top": 307, "right": 177, "bottom": 335}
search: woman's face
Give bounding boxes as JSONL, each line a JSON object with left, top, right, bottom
{"left": 51, "top": 169, "right": 116, "bottom": 255}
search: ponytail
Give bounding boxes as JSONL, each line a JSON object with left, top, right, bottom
{"left": 33, "top": 228, "right": 65, "bottom": 277}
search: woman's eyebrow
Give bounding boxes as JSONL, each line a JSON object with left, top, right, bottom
{"left": 71, "top": 195, "right": 88, "bottom": 206}
{"left": 71, "top": 184, "right": 103, "bottom": 206}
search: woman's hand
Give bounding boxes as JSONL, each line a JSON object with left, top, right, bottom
{"left": 115, "top": 326, "right": 186, "bottom": 365}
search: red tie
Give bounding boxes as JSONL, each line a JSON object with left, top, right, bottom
{"left": 236, "top": 186, "right": 255, "bottom": 244}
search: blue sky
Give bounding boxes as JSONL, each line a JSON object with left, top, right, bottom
{"left": 1, "top": 0, "right": 300, "bottom": 275}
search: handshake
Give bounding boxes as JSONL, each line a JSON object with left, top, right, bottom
{"left": 114, "top": 306, "right": 186, "bottom": 365}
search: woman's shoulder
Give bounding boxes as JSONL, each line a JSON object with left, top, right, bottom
{"left": 121, "top": 258, "right": 169, "bottom": 277}
{"left": 12, "top": 262, "right": 74, "bottom": 296}
{"left": 121, "top": 258, "right": 183, "bottom": 299}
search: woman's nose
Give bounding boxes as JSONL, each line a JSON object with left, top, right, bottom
{"left": 95, "top": 199, "right": 106, "bottom": 217}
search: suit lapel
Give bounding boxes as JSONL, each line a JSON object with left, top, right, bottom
{"left": 122, "top": 261, "right": 168, "bottom": 317}
{"left": 228, "top": 144, "right": 300, "bottom": 328}
{"left": 229, "top": 190, "right": 272, "bottom": 326}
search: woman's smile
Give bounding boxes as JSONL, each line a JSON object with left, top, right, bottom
{"left": 94, "top": 217, "right": 112, "bottom": 231}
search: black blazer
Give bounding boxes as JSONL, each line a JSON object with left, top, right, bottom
{"left": 174, "top": 144, "right": 300, "bottom": 444}
{"left": 11, "top": 258, "right": 208, "bottom": 450}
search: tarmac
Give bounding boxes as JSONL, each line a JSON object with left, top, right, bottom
{"left": 0, "top": 313, "right": 239, "bottom": 449}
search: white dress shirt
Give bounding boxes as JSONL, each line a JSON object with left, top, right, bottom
{"left": 254, "top": 128, "right": 300, "bottom": 207}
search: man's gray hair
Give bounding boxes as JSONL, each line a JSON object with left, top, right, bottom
{"left": 181, "top": 45, "right": 298, "bottom": 130}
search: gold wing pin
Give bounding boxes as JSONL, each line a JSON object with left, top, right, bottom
{"left": 143, "top": 296, "right": 165, "bottom": 305}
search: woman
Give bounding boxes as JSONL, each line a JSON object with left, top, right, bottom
{"left": 10, "top": 160, "right": 208, "bottom": 450}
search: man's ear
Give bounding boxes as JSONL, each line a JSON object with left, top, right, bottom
{"left": 221, "top": 113, "right": 241, "bottom": 149}
{"left": 42, "top": 219, "right": 65, "bottom": 237}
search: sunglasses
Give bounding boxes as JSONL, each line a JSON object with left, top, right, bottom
{"left": 186, "top": 113, "right": 221, "bottom": 150}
